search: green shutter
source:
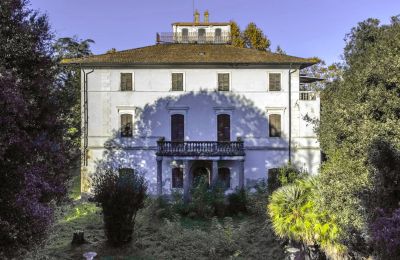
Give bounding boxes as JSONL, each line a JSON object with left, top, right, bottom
{"left": 269, "top": 73, "right": 281, "bottom": 91}
{"left": 121, "top": 73, "right": 132, "bottom": 91}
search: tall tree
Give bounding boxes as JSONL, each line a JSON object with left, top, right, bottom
{"left": 243, "top": 22, "right": 271, "bottom": 51}
{"left": 230, "top": 20, "right": 245, "bottom": 48}
{"left": 316, "top": 16, "right": 400, "bottom": 255}
{"left": 0, "top": 0, "right": 69, "bottom": 256}
{"left": 230, "top": 21, "right": 271, "bottom": 51}
{"left": 54, "top": 37, "right": 94, "bottom": 161}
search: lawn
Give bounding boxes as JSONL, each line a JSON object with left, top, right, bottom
{"left": 29, "top": 177, "right": 285, "bottom": 259}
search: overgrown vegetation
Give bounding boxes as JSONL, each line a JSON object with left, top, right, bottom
{"left": 315, "top": 15, "right": 400, "bottom": 258}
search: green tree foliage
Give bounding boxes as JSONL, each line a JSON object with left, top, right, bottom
{"left": 316, "top": 16, "right": 400, "bottom": 252}
{"left": 230, "top": 21, "right": 270, "bottom": 50}
{"left": 230, "top": 21, "right": 245, "bottom": 48}
{"left": 243, "top": 22, "right": 271, "bottom": 51}
{"left": 275, "top": 45, "right": 286, "bottom": 54}
{"left": 268, "top": 178, "right": 345, "bottom": 257}
{"left": 54, "top": 37, "right": 94, "bottom": 160}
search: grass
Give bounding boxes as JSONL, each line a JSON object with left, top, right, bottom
{"left": 28, "top": 183, "right": 285, "bottom": 259}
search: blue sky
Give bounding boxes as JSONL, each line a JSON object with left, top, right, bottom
{"left": 30, "top": 0, "right": 400, "bottom": 64}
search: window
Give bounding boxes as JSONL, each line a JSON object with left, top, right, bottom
{"left": 119, "top": 168, "right": 134, "bottom": 177}
{"left": 171, "top": 73, "right": 184, "bottom": 91}
{"left": 171, "top": 114, "right": 184, "bottom": 141}
{"left": 218, "top": 73, "right": 230, "bottom": 91}
{"left": 218, "top": 168, "right": 230, "bottom": 189}
{"left": 121, "top": 114, "right": 133, "bottom": 137}
{"left": 269, "top": 73, "right": 281, "bottom": 91}
{"left": 217, "top": 114, "right": 230, "bottom": 141}
{"left": 121, "top": 73, "right": 133, "bottom": 91}
{"left": 269, "top": 114, "right": 281, "bottom": 137}
{"left": 182, "top": 28, "right": 189, "bottom": 43}
{"left": 172, "top": 168, "right": 183, "bottom": 188}
{"left": 198, "top": 28, "right": 206, "bottom": 43}
{"left": 215, "top": 28, "right": 222, "bottom": 43}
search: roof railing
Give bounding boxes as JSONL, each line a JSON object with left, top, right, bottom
{"left": 156, "top": 32, "right": 231, "bottom": 44}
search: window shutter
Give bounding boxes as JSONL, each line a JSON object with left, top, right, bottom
{"left": 172, "top": 73, "right": 183, "bottom": 91}
{"left": 218, "top": 73, "right": 230, "bottom": 91}
{"left": 269, "top": 73, "right": 281, "bottom": 91}
{"left": 269, "top": 114, "right": 281, "bottom": 137}
{"left": 121, "top": 73, "right": 132, "bottom": 91}
{"left": 217, "top": 114, "right": 230, "bottom": 141}
{"left": 171, "top": 114, "right": 184, "bottom": 141}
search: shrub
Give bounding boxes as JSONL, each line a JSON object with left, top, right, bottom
{"left": 268, "top": 177, "right": 345, "bottom": 257}
{"left": 267, "top": 164, "right": 307, "bottom": 194}
{"left": 227, "top": 188, "right": 248, "bottom": 215}
{"left": 370, "top": 208, "right": 400, "bottom": 258}
{"left": 92, "top": 170, "right": 147, "bottom": 245}
{"left": 247, "top": 180, "right": 269, "bottom": 217}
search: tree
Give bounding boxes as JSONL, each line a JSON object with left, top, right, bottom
{"left": 230, "top": 21, "right": 245, "bottom": 48}
{"left": 0, "top": 0, "right": 69, "bottom": 256}
{"left": 275, "top": 45, "right": 286, "bottom": 54}
{"left": 54, "top": 37, "right": 94, "bottom": 161}
{"left": 230, "top": 21, "right": 271, "bottom": 51}
{"left": 243, "top": 22, "right": 271, "bottom": 51}
{"left": 316, "top": 16, "right": 400, "bottom": 255}
{"left": 92, "top": 169, "right": 147, "bottom": 245}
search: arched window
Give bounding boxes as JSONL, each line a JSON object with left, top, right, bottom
{"left": 171, "top": 114, "right": 184, "bottom": 141}
{"left": 217, "top": 114, "right": 230, "bottom": 141}
{"left": 218, "top": 168, "right": 230, "bottom": 189}
{"left": 121, "top": 114, "right": 133, "bottom": 137}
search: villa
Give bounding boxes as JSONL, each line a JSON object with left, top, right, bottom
{"left": 65, "top": 11, "right": 321, "bottom": 200}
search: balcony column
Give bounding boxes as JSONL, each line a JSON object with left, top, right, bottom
{"left": 239, "top": 159, "right": 245, "bottom": 189}
{"left": 156, "top": 157, "right": 163, "bottom": 196}
{"left": 183, "top": 160, "right": 190, "bottom": 203}
{"left": 211, "top": 160, "right": 218, "bottom": 186}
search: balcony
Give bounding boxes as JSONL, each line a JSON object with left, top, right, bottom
{"left": 299, "top": 91, "right": 317, "bottom": 101}
{"left": 156, "top": 140, "right": 245, "bottom": 157}
{"left": 156, "top": 32, "right": 231, "bottom": 44}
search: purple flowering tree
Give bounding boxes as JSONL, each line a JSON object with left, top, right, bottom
{"left": 0, "top": 0, "right": 69, "bottom": 256}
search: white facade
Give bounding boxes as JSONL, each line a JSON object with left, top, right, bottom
{"left": 82, "top": 67, "right": 321, "bottom": 194}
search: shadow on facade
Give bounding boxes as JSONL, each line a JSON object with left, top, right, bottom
{"left": 90, "top": 90, "right": 290, "bottom": 194}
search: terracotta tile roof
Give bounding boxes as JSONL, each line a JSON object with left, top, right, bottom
{"left": 62, "top": 44, "right": 318, "bottom": 68}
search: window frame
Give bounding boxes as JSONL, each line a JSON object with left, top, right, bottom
{"left": 217, "top": 72, "right": 231, "bottom": 92}
{"left": 268, "top": 72, "right": 282, "bottom": 92}
{"left": 218, "top": 167, "right": 231, "bottom": 190}
{"left": 268, "top": 113, "right": 282, "bottom": 138}
{"left": 170, "top": 113, "right": 185, "bottom": 142}
{"left": 120, "top": 113, "right": 133, "bottom": 137}
{"left": 217, "top": 113, "right": 231, "bottom": 142}
{"left": 171, "top": 167, "right": 184, "bottom": 189}
{"left": 171, "top": 72, "right": 185, "bottom": 91}
{"left": 120, "top": 72, "right": 134, "bottom": 91}
{"left": 266, "top": 107, "right": 285, "bottom": 138}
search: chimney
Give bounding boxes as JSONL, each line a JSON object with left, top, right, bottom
{"left": 204, "top": 10, "right": 209, "bottom": 23}
{"left": 194, "top": 10, "right": 200, "bottom": 23}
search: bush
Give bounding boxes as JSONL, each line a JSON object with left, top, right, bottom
{"left": 268, "top": 177, "right": 345, "bottom": 258}
{"left": 370, "top": 208, "right": 400, "bottom": 259}
{"left": 267, "top": 164, "right": 307, "bottom": 194}
{"left": 247, "top": 180, "right": 269, "bottom": 217}
{"left": 92, "top": 170, "right": 147, "bottom": 245}
{"left": 227, "top": 188, "right": 248, "bottom": 215}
